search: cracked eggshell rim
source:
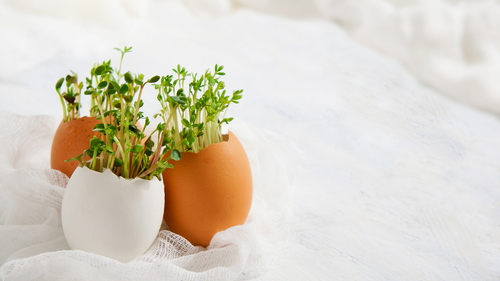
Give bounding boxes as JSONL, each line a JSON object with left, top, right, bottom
{"left": 61, "top": 166, "right": 164, "bottom": 263}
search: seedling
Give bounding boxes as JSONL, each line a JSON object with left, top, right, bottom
{"left": 55, "top": 72, "right": 83, "bottom": 122}
{"left": 66, "top": 47, "right": 180, "bottom": 180}
{"left": 62, "top": 47, "right": 243, "bottom": 180}
{"left": 155, "top": 64, "right": 243, "bottom": 153}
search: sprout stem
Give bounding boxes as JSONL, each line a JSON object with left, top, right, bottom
{"left": 133, "top": 84, "right": 145, "bottom": 123}
{"left": 56, "top": 89, "right": 68, "bottom": 122}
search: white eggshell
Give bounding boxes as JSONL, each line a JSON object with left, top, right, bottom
{"left": 61, "top": 166, "right": 164, "bottom": 263}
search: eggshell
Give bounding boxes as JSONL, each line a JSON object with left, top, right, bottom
{"left": 61, "top": 166, "right": 164, "bottom": 263}
{"left": 51, "top": 117, "right": 101, "bottom": 178}
{"left": 162, "top": 131, "right": 253, "bottom": 247}
{"left": 51, "top": 117, "right": 143, "bottom": 178}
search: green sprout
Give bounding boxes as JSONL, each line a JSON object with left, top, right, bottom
{"left": 55, "top": 72, "right": 83, "bottom": 122}
{"left": 64, "top": 47, "right": 243, "bottom": 180}
{"left": 66, "top": 47, "right": 179, "bottom": 180}
{"left": 154, "top": 64, "right": 242, "bottom": 153}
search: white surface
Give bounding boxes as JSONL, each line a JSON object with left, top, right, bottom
{"left": 62, "top": 167, "right": 165, "bottom": 263}
{"left": 0, "top": 0, "right": 500, "bottom": 280}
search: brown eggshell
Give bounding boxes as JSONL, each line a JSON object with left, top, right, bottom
{"left": 162, "top": 131, "right": 253, "bottom": 247}
{"left": 50, "top": 117, "right": 101, "bottom": 178}
{"left": 51, "top": 117, "right": 144, "bottom": 178}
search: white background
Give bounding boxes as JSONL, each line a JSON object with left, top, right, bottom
{"left": 1, "top": 0, "right": 500, "bottom": 280}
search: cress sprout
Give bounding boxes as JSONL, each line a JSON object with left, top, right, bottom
{"left": 66, "top": 47, "right": 180, "bottom": 180}
{"left": 55, "top": 71, "right": 83, "bottom": 122}
{"left": 63, "top": 47, "right": 243, "bottom": 180}
{"left": 155, "top": 64, "right": 243, "bottom": 153}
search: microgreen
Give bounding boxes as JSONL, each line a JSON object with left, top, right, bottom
{"left": 66, "top": 47, "right": 179, "bottom": 180}
{"left": 63, "top": 47, "right": 243, "bottom": 180}
{"left": 154, "top": 64, "right": 243, "bottom": 153}
{"left": 55, "top": 71, "right": 83, "bottom": 122}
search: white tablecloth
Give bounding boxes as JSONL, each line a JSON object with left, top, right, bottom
{"left": 1, "top": 0, "right": 499, "bottom": 280}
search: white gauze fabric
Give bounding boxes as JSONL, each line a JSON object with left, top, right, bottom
{"left": 0, "top": 110, "right": 290, "bottom": 280}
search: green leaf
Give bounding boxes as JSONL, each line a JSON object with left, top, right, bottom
{"left": 126, "top": 105, "right": 134, "bottom": 115}
{"left": 65, "top": 153, "right": 83, "bottom": 164}
{"left": 148, "top": 75, "right": 160, "bottom": 83}
{"left": 106, "top": 88, "right": 117, "bottom": 96}
{"left": 105, "top": 125, "right": 117, "bottom": 136}
{"left": 63, "top": 94, "right": 75, "bottom": 104}
{"left": 134, "top": 99, "right": 144, "bottom": 109}
{"left": 157, "top": 160, "right": 169, "bottom": 169}
{"left": 55, "top": 78, "right": 64, "bottom": 90}
{"left": 85, "top": 149, "right": 94, "bottom": 158}
{"left": 178, "top": 96, "right": 187, "bottom": 105}
{"left": 124, "top": 72, "right": 134, "bottom": 83}
{"left": 120, "top": 84, "right": 129, "bottom": 94}
{"left": 171, "top": 149, "right": 181, "bottom": 161}
{"left": 156, "top": 122, "right": 165, "bottom": 132}
{"left": 145, "top": 139, "right": 154, "bottom": 148}
{"left": 130, "top": 144, "right": 144, "bottom": 153}
{"left": 180, "top": 139, "right": 189, "bottom": 147}
{"left": 104, "top": 109, "right": 120, "bottom": 117}
{"left": 89, "top": 137, "right": 106, "bottom": 150}
{"left": 114, "top": 158, "right": 123, "bottom": 167}
{"left": 98, "top": 81, "right": 108, "bottom": 89}
{"left": 110, "top": 81, "right": 120, "bottom": 91}
{"left": 95, "top": 65, "right": 105, "bottom": 75}
{"left": 220, "top": 117, "right": 234, "bottom": 125}
{"left": 163, "top": 137, "right": 172, "bottom": 146}
{"left": 93, "top": 123, "right": 106, "bottom": 133}
{"left": 128, "top": 124, "right": 139, "bottom": 134}
{"left": 105, "top": 146, "right": 115, "bottom": 155}
{"left": 108, "top": 72, "right": 116, "bottom": 82}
